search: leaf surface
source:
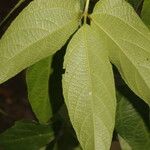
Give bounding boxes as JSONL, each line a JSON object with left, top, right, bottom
{"left": 118, "top": 135, "right": 132, "bottom": 150}
{"left": 141, "top": 0, "right": 150, "bottom": 28}
{"left": 91, "top": 0, "right": 150, "bottom": 105}
{"left": 63, "top": 25, "right": 116, "bottom": 150}
{"left": 116, "top": 90, "right": 150, "bottom": 150}
{"left": 26, "top": 56, "right": 53, "bottom": 123}
{"left": 0, "top": 0, "right": 81, "bottom": 84}
{"left": 0, "top": 121, "right": 54, "bottom": 150}
{"left": 126, "top": 0, "right": 142, "bottom": 10}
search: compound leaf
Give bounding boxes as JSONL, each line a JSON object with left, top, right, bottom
{"left": 91, "top": 0, "right": 150, "bottom": 105}
{"left": 0, "top": 121, "right": 54, "bottom": 150}
{"left": 63, "top": 25, "right": 116, "bottom": 150}
{"left": 26, "top": 56, "right": 53, "bottom": 124}
{"left": 0, "top": 0, "right": 81, "bottom": 84}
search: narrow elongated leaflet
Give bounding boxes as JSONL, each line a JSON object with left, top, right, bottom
{"left": 0, "top": 121, "right": 54, "bottom": 150}
{"left": 63, "top": 25, "right": 116, "bottom": 150}
{"left": 0, "top": 0, "right": 81, "bottom": 84}
{"left": 26, "top": 56, "right": 53, "bottom": 124}
{"left": 91, "top": 0, "right": 150, "bottom": 105}
{"left": 116, "top": 91, "right": 150, "bottom": 150}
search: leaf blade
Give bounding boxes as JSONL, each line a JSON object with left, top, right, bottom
{"left": 118, "top": 135, "right": 132, "bottom": 150}
{"left": 63, "top": 25, "right": 116, "bottom": 150}
{"left": 91, "top": 0, "right": 150, "bottom": 105}
{"left": 126, "top": 0, "right": 142, "bottom": 10}
{"left": 116, "top": 90, "right": 150, "bottom": 150}
{"left": 0, "top": 121, "right": 54, "bottom": 150}
{"left": 141, "top": 0, "right": 150, "bottom": 28}
{"left": 0, "top": 0, "right": 81, "bottom": 84}
{"left": 26, "top": 56, "right": 53, "bottom": 124}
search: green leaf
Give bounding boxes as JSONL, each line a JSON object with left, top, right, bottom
{"left": 0, "top": 121, "right": 54, "bottom": 150}
{"left": 118, "top": 135, "right": 132, "bottom": 150}
{"left": 74, "top": 146, "right": 82, "bottom": 150}
{"left": 126, "top": 0, "right": 142, "bottom": 10}
{"left": 39, "top": 146, "right": 46, "bottom": 150}
{"left": 80, "top": 0, "right": 85, "bottom": 10}
{"left": 91, "top": 0, "right": 150, "bottom": 105}
{"left": 141, "top": 0, "right": 150, "bottom": 28}
{"left": 63, "top": 25, "right": 116, "bottom": 150}
{"left": 0, "top": 0, "right": 81, "bottom": 84}
{"left": 116, "top": 90, "right": 150, "bottom": 150}
{"left": 26, "top": 56, "right": 53, "bottom": 124}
